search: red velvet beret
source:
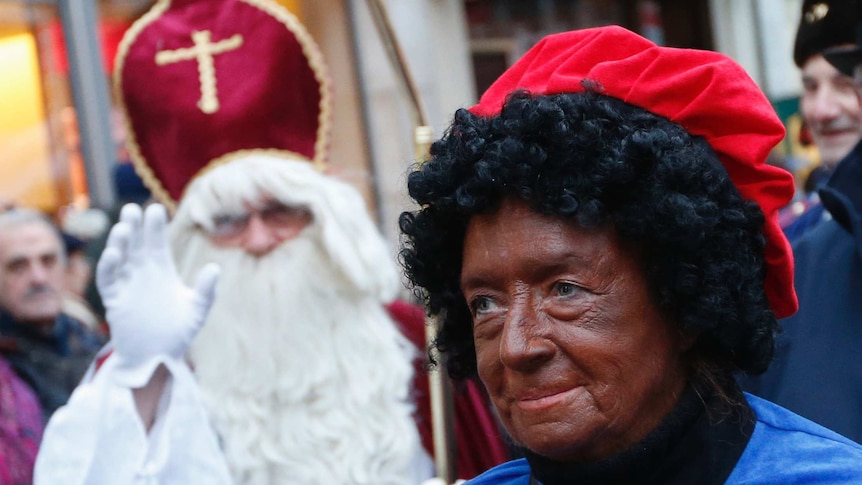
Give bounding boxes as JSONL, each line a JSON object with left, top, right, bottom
{"left": 115, "top": 0, "right": 331, "bottom": 212}
{"left": 470, "top": 26, "right": 798, "bottom": 319}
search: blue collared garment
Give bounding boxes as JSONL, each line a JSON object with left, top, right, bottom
{"left": 466, "top": 393, "right": 862, "bottom": 484}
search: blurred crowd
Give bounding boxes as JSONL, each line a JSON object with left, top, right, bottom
{"left": 741, "top": 0, "right": 862, "bottom": 446}
{"left": 0, "top": 201, "right": 108, "bottom": 482}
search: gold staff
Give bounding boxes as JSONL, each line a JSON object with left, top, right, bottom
{"left": 362, "top": 1, "right": 457, "bottom": 483}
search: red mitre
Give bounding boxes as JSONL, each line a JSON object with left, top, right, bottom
{"left": 114, "top": 0, "right": 331, "bottom": 212}
{"left": 470, "top": 26, "right": 798, "bottom": 319}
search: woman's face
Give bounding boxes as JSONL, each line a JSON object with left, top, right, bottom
{"left": 461, "top": 198, "right": 688, "bottom": 463}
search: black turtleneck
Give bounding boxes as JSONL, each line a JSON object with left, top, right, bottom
{"left": 524, "top": 384, "right": 755, "bottom": 485}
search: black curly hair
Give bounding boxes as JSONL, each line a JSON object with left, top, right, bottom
{"left": 399, "top": 90, "right": 778, "bottom": 391}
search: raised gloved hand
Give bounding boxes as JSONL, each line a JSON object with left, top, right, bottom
{"left": 96, "top": 203, "right": 220, "bottom": 388}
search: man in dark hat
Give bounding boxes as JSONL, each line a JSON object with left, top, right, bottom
{"left": 745, "top": 0, "right": 862, "bottom": 446}
{"left": 782, "top": 0, "right": 862, "bottom": 240}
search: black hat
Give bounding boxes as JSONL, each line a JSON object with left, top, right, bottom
{"left": 823, "top": 43, "right": 862, "bottom": 75}
{"left": 794, "top": 0, "right": 857, "bottom": 67}
{"left": 823, "top": 1, "right": 862, "bottom": 75}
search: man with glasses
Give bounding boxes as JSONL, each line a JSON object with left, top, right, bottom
{"left": 35, "top": 0, "right": 508, "bottom": 483}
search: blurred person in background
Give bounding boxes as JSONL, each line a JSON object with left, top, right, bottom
{"left": 0, "top": 352, "right": 43, "bottom": 485}
{"left": 744, "top": 0, "right": 862, "bottom": 445}
{"left": 0, "top": 201, "right": 44, "bottom": 485}
{"left": 781, "top": 0, "right": 862, "bottom": 240}
{"left": 58, "top": 232, "right": 101, "bottom": 332}
{"left": 59, "top": 208, "right": 110, "bottom": 333}
{"left": 0, "top": 209, "right": 105, "bottom": 419}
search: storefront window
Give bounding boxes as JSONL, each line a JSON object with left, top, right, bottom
{"left": 0, "top": 2, "right": 66, "bottom": 212}
{"left": 465, "top": 0, "right": 712, "bottom": 95}
{"left": 0, "top": 0, "right": 150, "bottom": 214}
{"left": 466, "top": 0, "right": 625, "bottom": 94}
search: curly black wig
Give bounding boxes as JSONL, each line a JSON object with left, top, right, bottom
{"left": 399, "top": 90, "right": 778, "bottom": 386}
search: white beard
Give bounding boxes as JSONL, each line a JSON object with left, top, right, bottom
{"left": 176, "top": 232, "right": 423, "bottom": 485}
{"left": 168, "top": 157, "right": 428, "bottom": 484}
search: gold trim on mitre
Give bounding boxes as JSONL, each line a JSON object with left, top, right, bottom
{"left": 113, "top": 0, "right": 172, "bottom": 211}
{"left": 113, "top": 0, "right": 332, "bottom": 213}
{"left": 242, "top": 0, "right": 332, "bottom": 172}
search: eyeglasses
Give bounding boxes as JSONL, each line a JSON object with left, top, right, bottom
{"left": 207, "top": 202, "right": 312, "bottom": 239}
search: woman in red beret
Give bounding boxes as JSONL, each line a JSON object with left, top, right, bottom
{"left": 400, "top": 26, "right": 862, "bottom": 484}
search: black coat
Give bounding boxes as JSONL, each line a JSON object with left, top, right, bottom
{"left": 747, "top": 140, "right": 862, "bottom": 442}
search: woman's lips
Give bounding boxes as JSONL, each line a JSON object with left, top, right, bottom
{"left": 516, "top": 388, "right": 576, "bottom": 412}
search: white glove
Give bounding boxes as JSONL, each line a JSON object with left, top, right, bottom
{"left": 96, "top": 203, "right": 220, "bottom": 388}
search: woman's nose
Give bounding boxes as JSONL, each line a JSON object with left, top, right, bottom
{"left": 499, "top": 296, "right": 555, "bottom": 371}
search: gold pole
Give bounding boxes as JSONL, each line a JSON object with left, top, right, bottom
{"left": 362, "top": 1, "right": 457, "bottom": 482}
{"left": 364, "top": 0, "right": 428, "bottom": 128}
{"left": 414, "top": 127, "right": 456, "bottom": 484}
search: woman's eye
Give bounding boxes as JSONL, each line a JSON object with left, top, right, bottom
{"left": 470, "top": 296, "right": 497, "bottom": 315}
{"left": 554, "top": 282, "right": 579, "bottom": 297}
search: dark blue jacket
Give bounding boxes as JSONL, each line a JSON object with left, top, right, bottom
{"left": 748, "top": 140, "right": 862, "bottom": 442}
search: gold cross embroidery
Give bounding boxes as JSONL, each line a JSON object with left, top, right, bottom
{"left": 155, "top": 30, "right": 243, "bottom": 114}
